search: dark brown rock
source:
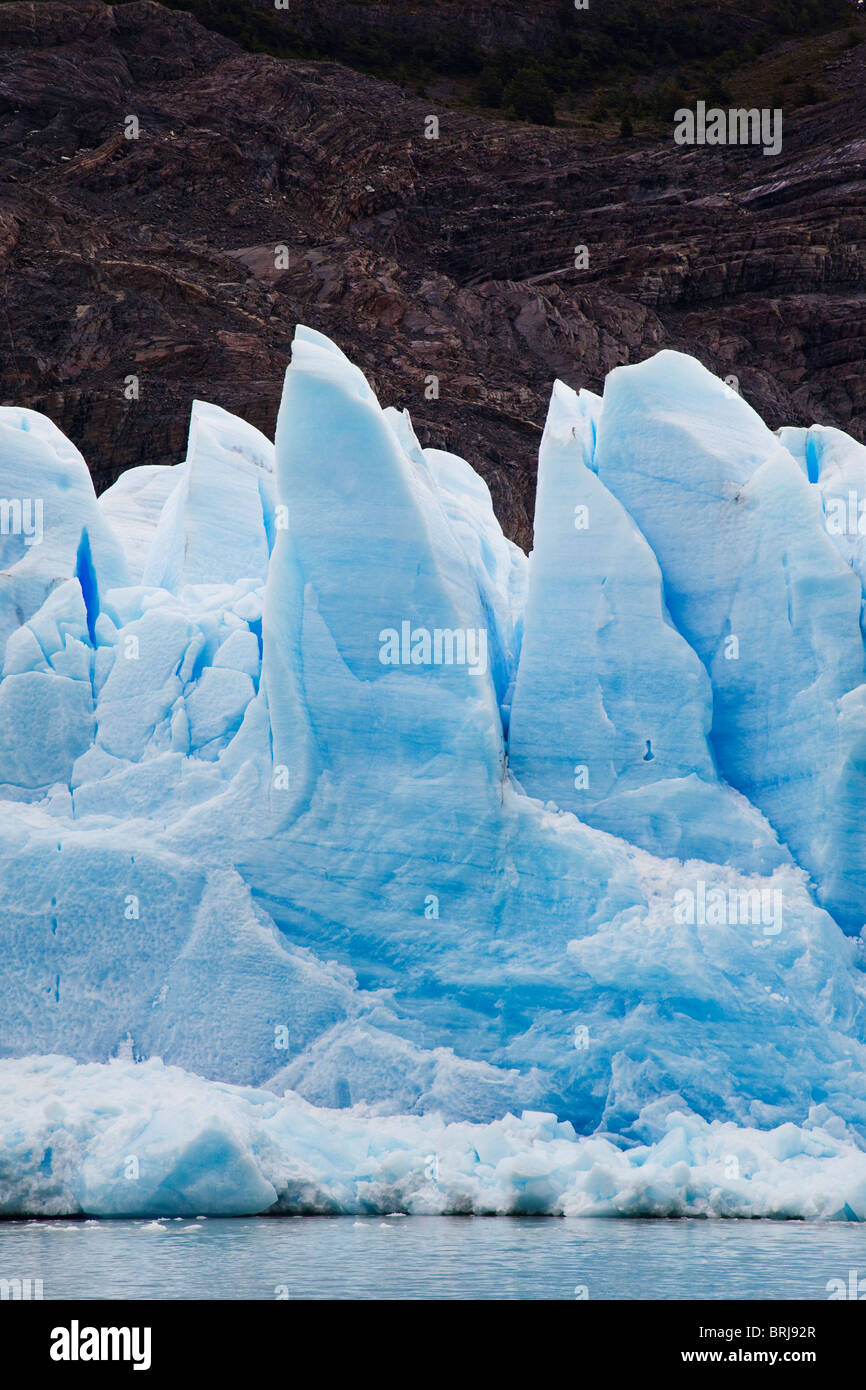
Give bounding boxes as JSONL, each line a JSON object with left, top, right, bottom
{"left": 0, "top": 0, "right": 863, "bottom": 551}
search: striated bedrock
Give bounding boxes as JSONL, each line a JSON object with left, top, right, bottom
{"left": 1, "top": 0, "right": 865, "bottom": 551}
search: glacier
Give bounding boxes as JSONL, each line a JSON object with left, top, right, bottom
{"left": 2, "top": 327, "right": 866, "bottom": 1218}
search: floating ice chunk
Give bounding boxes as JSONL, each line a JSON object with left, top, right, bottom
{"left": 2, "top": 1055, "right": 866, "bottom": 1220}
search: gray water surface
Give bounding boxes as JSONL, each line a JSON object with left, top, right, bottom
{"left": 2, "top": 1215, "right": 865, "bottom": 1300}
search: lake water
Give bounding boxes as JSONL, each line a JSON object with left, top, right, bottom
{"left": 2, "top": 1215, "right": 865, "bottom": 1300}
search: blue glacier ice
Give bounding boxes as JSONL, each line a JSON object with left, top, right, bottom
{"left": 142, "top": 400, "right": 275, "bottom": 592}
{"left": 592, "top": 357, "right": 866, "bottom": 930}
{"left": 508, "top": 377, "right": 786, "bottom": 871}
{"left": 2, "top": 330, "right": 866, "bottom": 1218}
{"left": 0, "top": 408, "right": 128, "bottom": 663}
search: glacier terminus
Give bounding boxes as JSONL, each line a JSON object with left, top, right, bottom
{"left": 2, "top": 327, "right": 866, "bottom": 1221}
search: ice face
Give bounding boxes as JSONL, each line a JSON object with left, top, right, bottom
{"left": 508, "top": 378, "right": 786, "bottom": 871}
{"left": 3, "top": 329, "right": 866, "bottom": 1219}
{"left": 0, "top": 407, "right": 128, "bottom": 663}
{"left": 143, "top": 401, "right": 275, "bottom": 592}
{"left": 779, "top": 423, "right": 866, "bottom": 620}
{"left": 593, "top": 354, "right": 866, "bottom": 930}
{"left": 98, "top": 465, "right": 182, "bottom": 585}
{"left": 260, "top": 326, "right": 506, "bottom": 826}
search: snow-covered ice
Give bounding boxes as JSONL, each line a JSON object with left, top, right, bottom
{"left": 2, "top": 329, "right": 866, "bottom": 1217}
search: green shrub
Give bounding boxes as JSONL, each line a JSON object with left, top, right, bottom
{"left": 503, "top": 69, "right": 557, "bottom": 125}
{"left": 475, "top": 67, "right": 505, "bottom": 109}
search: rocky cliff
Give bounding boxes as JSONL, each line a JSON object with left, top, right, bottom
{"left": 0, "top": 0, "right": 864, "bottom": 547}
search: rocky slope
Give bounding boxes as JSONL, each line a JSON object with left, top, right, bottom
{"left": 0, "top": 0, "right": 864, "bottom": 547}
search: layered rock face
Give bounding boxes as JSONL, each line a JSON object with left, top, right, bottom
{"left": 0, "top": 0, "right": 865, "bottom": 549}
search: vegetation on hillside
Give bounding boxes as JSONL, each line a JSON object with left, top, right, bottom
{"left": 5, "top": 0, "right": 859, "bottom": 128}
{"left": 154, "top": 0, "right": 862, "bottom": 128}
